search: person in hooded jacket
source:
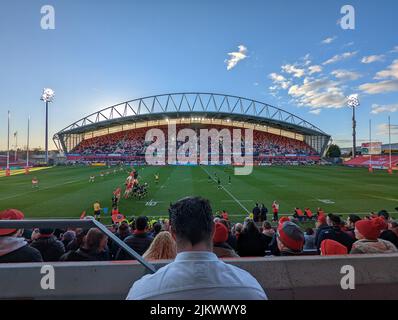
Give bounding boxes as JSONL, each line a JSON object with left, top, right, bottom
{"left": 0, "top": 209, "right": 43, "bottom": 263}
{"left": 30, "top": 228, "right": 65, "bottom": 262}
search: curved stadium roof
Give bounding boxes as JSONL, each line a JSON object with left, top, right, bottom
{"left": 54, "top": 93, "right": 331, "bottom": 154}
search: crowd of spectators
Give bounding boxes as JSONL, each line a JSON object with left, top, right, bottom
{"left": 1, "top": 204, "right": 397, "bottom": 264}
{"left": 70, "top": 125, "right": 318, "bottom": 161}
{"left": 1, "top": 200, "right": 398, "bottom": 300}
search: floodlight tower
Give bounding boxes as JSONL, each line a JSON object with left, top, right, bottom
{"left": 40, "top": 88, "right": 55, "bottom": 165}
{"left": 347, "top": 94, "right": 360, "bottom": 159}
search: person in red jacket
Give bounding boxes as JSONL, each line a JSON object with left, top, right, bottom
{"left": 272, "top": 201, "right": 279, "bottom": 222}
{"left": 304, "top": 208, "right": 313, "bottom": 220}
{"left": 294, "top": 208, "right": 305, "bottom": 222}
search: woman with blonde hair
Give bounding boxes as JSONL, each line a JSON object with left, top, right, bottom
{"left": 143, "top": 231, "right": 177, "bottom": 260}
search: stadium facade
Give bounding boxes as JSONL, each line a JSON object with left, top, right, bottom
{"left": 53, "top": 93, "right": 331, "bottom": 162}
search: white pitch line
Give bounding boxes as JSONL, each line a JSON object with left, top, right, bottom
{"left": 200, "top": 166, "right": 251, "bottom": 214}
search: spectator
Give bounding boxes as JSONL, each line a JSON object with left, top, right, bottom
{"left": 275, "top": 221, "right": 304, "bottom": 256}
{"left": 345, "top": 214, "right": 361, "bottom": 239}
{"left": 116, "top": 216, "right": 153, "bottom": 260}
{"left": 380, "top": 220, "right": 398, "bottom": 249}
{"left": 260, "top": 204, "right": 268, "bottom": 222}
{"left": 314, "top": 214, "right": 328, "bottom": 249}
{"left": 109, "top": 222, "right": 131, "bottom": 258}
{"left": 237, "top": 221, "right": 269, "bottom": 257}
{"left": 66, "top": 228, "right": 87, "bottom": 251}
{"left": 30, "top": 228, "right": 65, "bottom": 262}
{"left": 126, "top": 196, "right": 267, "bottom": 300}
{"left": 262, "top": 221, "right": 275, "bottom": 240}
{"left": 60, "top": 228, "right": 109, "bottom": 261}
{"left": 351, "top": 218, "right": 397, "bottom": 254}
{"left": 320, "top": 239, "right": 348, "bottom": 256}
{"left": 218, "top": 219, "right": 237, "bottom": 250}
{"left": 303, "top": 228, "right": 316, "bottom": 250}
{"left": 212, "top": 222, "right": 239, "bottom": 258}
{"left": 0, "top": 209, "right": 43, "bottom": 263}
{"left": 61, "top": 230, "right": 76, "bottom": 249}
{"left": 316, "top": 214, "right": 355, "bottom": 252}
{"left": 151, "top": 222, "right": 162, "bottom": 238}
{"left": 142, "top": 231, "right": 176, "bottom": 260}
{"left": 233, "top": 223, "right": 243, "bottom": 240}
{"left": 252, "top": 203, "right": 261, "bottom": 223}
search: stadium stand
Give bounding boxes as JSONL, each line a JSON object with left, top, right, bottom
{"left": 344, "top": 155, "right": 398, "bottom": 169}
{"left": 68, "top": 125, "right": 320, "bottom": 164}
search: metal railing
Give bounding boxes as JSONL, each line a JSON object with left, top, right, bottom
{"left": 0, "top": 219, "right": 156, "bottom": 274}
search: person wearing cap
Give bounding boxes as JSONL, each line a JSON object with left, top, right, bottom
{"left": 212, "top": 222, "right": 239, "bottom": 258}
{"left": 380, "top": 220, "right": 398, "bottom": 249}
{"left": 275, "top": 221, "right": 305, "bottom": 256}
{"left": 350, "top": 217, "right": 397, "bottom": 254}
{"left": 316, "top": 214, "right": 355, "bottom": 252}
{"left": 127, "top": 196, "right": 267, "bottom": 300}
{"left": 0, "top": 209, "right": 43, "bottom": 263}
{"left": 320, "top": 239, "right": 348, "bottom": 256}
{"left": 30, "top": 228, "right": 65, "bottom": 262}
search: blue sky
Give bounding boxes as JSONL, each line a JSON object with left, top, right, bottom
{"left": 0, "top": 0, "right": 397, "bottom": 150}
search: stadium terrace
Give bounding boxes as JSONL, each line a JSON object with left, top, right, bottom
{"left": 54, "top": 93, "right": 330, "bottom": 165}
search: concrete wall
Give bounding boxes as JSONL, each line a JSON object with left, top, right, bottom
{"left": 1, "top": 254, "right": 398, "bottom": 300}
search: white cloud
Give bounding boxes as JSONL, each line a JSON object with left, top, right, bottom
{"left": 361, "top": 55, "right": 385, "bottom": 64}
{"left": 377, "top": 123, "right": 398, "bottom": 136}
{"left": 322, "top": 36, "right": 337, "bottom": 44}
{"left": 308, "top": 65, "right": 322, "bottom": 75}
{"left": 374, "top": 59, "right": 398, "bottom": 80}
{"left": 281, "top": 64, "right": 305, "bottom": 78}
{"left": 225, "top": 45, "right": 248, "bottom": 70}
{"left": 323, "top": 51, "right": 358, "bottom": 65}
{"left": 309, "top": 109, "right": 321, "bottom": 115}
{"left": 331, "top": 69, "right": 362, "bottom": 81}
{"left": 359, "top": 80, "right": 398, "bottom": 94}
{"left": 287, "top": 78, "right": 346, "bottom": 108}
{"left": 269, "top": 72, "right": 291, "bottom": 89}
{"left": 371, "top": 104, "right": 398, "bottom": 114}
{"left": 390, "top": 46, "right": 398, "bottom": 53}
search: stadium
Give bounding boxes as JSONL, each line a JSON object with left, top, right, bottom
{"left": 2, "top": 1, "right": 398, "bottom": 304}
{"left": 1, "top": 95, "right": 398, "bottom": 301}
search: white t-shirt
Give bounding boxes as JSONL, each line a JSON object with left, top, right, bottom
{"left": 126, "top": 251, "right": 267, "bottom": 300}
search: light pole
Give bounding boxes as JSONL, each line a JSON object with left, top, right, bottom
{"left": 40, "top": 88, "right": 55, "bottom": 165}
{"left": 347, "top": 94, "right": 360, "bottom": 159}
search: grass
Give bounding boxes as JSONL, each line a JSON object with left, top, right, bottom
{"left": 0, "top": 165, "right": 397, "bottom": 225}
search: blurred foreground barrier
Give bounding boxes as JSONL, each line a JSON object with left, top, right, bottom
{"left": 1, "top": 254, "right": 398, "bottom": 299}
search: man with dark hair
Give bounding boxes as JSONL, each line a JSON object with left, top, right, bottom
{"left": 116, "top": 216, "right": 153, "bottom": 260}
{"left": 127, "top": 196, "right": 266, "bottom": 300}
{"left": 0, "top": 209, "right": 43, "bottom": 263}
{"left": 345, "top": 214, "right": 361, "bottom": 239}
{"left": 30, "top": 228, "right": 65, "bottom": 262}
{"left": 316, "top": 214, "right": 355, "bottom": 252}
